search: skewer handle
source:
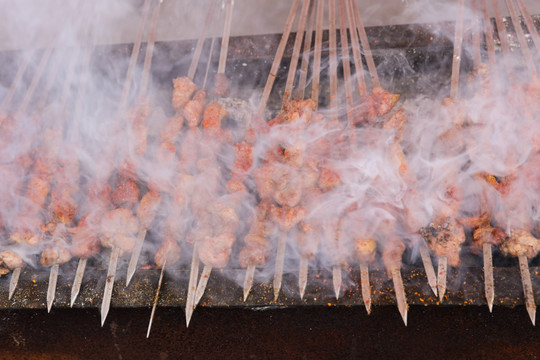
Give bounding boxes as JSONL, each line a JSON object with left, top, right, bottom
{"left": 257, "top": 0, "right": 301, "bottom": 115}
{"left": 217, "top": 0, "right": 234, "bottom": 74}
{"left": 450, "top": 0, "right": 465, "bottom": 100}
{"left": 283, "top": 0, "right": 311, "bottom": 105}
{"left": 188, "top": 0, "right": 219, "bottom": 79}
{"left": 310, "top": 0, "right": 325, "bottom": 106}
{"left": 351, "top": 0, "right": 380, "bottom": 88}
{"left": 0, "top": 52, "right": 31, "bottom": 111}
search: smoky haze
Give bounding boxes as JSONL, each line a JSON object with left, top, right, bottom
{"left": 0, "top": 0, "right": 539, "bottom": 305}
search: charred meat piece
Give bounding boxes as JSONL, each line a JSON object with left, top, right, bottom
{"left": 499, "top": 229, "right": 540, "bottom": 259}
{"left": 198, "top": 233, "right": 236, "bottom": 268}
{"left": 239, "top": 242, "right": 270, "bottom": 268}
{"left": 318, "top": 167, "right": 341, "bottom": 192}
{"left": 40, "top": 244, "right": 72, "bottom": 267}
{"left": 297, "top": 221, "right": 320, "bottom": 260}
{"left": 184, "top": 90, "right": 207, "bottom": 128}
{"left": 172, "top": 76, "right": 197, "bottom": 111}
{"left": 381, "top": 236, "right": 406, "bottom": 277}
{"left": 470, "top": 225, "right": 506, "bottom": 254}
{"left": 160, "top": 113, "right": 184, "bottom": 144}
{"left": 420, "top": 217, "right": 465, "bottom": 267}
{"left": 137, "top": 190, "right": 162, "bottom": 229}
{"left": 270, "top": 204, "right": 306, "bottom": 232}
{"left": 154, "top": 237, "right": 181, "bottom": 269}
{"left": 70, "top": 219, "right": 101, "bottom": 259}
{"left": 355, "top": 238, "right": 377, "bottom": 264}
{"left": 202, "top": 102, "right": 227, "bottom": 130}
{"left": 100, "top": 208, "right": 139, "bottom": 252}
{"left": 111, "top": 176, "right": 140, "bottom": 209}
{"left": 26, "top": 175, "right": 51, "bottom": 208}
{"left": 0, "top": 251, "right": 24, "bottom": 269}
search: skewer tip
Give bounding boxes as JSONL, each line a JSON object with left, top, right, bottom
{"left": 243, "top": 265, "right": 255, "bottom": 302}
{"left": 528, "top": 308, "right": 536, "bottom": 326}
{"left": 8, "top": 267, "right": 21, "bottom": 300}
{"left": 299, "top": 257, "right": 308, "bottom": 300}
{"left": 401, "top": 308, "right": 408, "bottom": 326}
{"left": 185, "top": 307, "right": 193, "bottom": 328}
{"left": 273, "top": 287, "right": 280, "bottom": 302}
{"left": 437, "top": 257, "right": 447, "bottom": 303}
{"left": 332, "top": 266, "right": 341, "bottom": 300}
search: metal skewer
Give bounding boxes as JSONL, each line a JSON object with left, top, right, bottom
{"left": 360, "top": 263, "right": 371, "bottom": 314}
{"left": 194, "top": 265, "right": 212, "bottom": 306}
{"left": 504, "top": 0, "right": 537, "bottom": 78}
{"left": 483, "top": 243, "right": 495, "bottom": 312}
{"left": 257, "top": 0, "right": 301, "bottom": 115}
{"left": 298, "top": 257, "right": 308, "bottom": 299}
{"left": 47, "top": 43, "right": 92, "bottom": 312}
{"left": 0, "top": 52, "right": 32, "bottom": 112}
{"left": 437, "top": 256, "right": 448, "bottom": 303}
{"left": 273, "top": 232, "right": 287, "bottom": 301}
{"left": 475, "top": 3, "right": 496, "bottom": 312}
{"left": 436, "top": 0, "right": 465, "bottom": 303}
{"left": 183, "top": 1, "right": 225, "bottom": 328}
{"left": 5, "top": 48, "right": 55, "bottom": 300}
{"left": 72, "top": 0, "right": 153, "bottom": 308}
{"left": 188, "top": 0, "right": 235, "bottom": 320}
{"left": 332, "top": 265, "right": 342, "bottom": 299}
{"left": 187, "top": 0, "right": 219, "bottom": 79}
{"left": 147, "top": 260, "right": 166, "bottom": 338}
{"left": 185, "top": 242, "right": 200, "bottom": 327}
{"left": 515, "top": 0, "right": 540, "bottom": 52}
{"left": 126, "top": 230, "right": 147, "bottom": 287}
{"left": 243, "top": 264, "right": 256, "bottom": 301}
{"left": 419, "top": 244, "right": 438, "bottom": 297}
{"left": 8, "top": 267, "right": 21, "bottom": 300}
{"left": 126, "top": 0, "right": 164, "bottom": 287}
{"left": 310, "top": 0, "right": 325, "bottom": 104}
{"left": 295, "top": 0, "right": 316, "bottom": 100}
{"left": 70, "top": 258, "right": 87, "bottom": 307}
{"left": 295, "top": 0, "right": 316, "bottom": 299}
{"left": 350, "top": 0, "right": 380, "bottom": 88}
{"left": 283, "top": 0, "right": 311, "bottom": 105}
{"left": 101, "top": 246, "right": 120, "bottom": 326}
{"left": 47, "top": 264, "right": 59, "bottom": 313}
{"left": 392, "top": 268, "right": 408, "bottom": 326}
{"left": 344, "top": 0, "right": 367, "bottom": 97}
{"left": 328, "top": 0, "right": 343, "bottom": 301}
{"left": 518, "top": 254, "right": 536, "bottom": 325}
